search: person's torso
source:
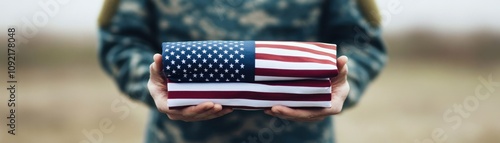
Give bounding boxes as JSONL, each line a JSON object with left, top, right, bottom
{"left": 146, "top": 1, "right": 335, "bottom": 142}
{"left": 153, "top": 0, "right": 325, "bottom": 42}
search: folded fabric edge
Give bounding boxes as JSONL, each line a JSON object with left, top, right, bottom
{"left": 167, "top": 99, "right": 331, "bottom": 109}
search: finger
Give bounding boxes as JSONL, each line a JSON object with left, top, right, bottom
{"left": 329, "top": 56, "right": 349, "bottom": 114}
{"left": 148, "top": 54, "right": 168, "bottom": 93}
{"left": 266, "top": 110, "right": 312, "bottom": 122}
{"left": 264, "top": 109, "right": 291, "bottom": 119}
{"left": 150, "top": 54, "right": 165, "bottom": 83}
{"left": 270, "top": 105, "right": 327, "bottom": 119}
{"left": 149, "top": 54, "right": 171, "bottom": 113}
{"left": 165, "top": 104, "right": 212, "bottom": 121}
{"left": 181, "top": 102, "right": 215, "bottom": 117}
{"left": 331, "top": 56, "right": 348, "bottom": 85}
{"left": 337, "top": 56, "right": 348, "bottom": 70}
{"left": 265, "top": 110, "right": 294, "bottom": 120}
{"left": 165, "top": 105, "right": 210, "bottom": 120}
{"left": 329, "top": 93, "right": 347, "bottom": 115}
{"left": 203, "top": 108, "right": 233, "bottom": 120}
{"left": 268, "top": 111, "right": 326, "bottom": 122}
{"left": 328, "top": 56, "right": 350, "bottom": 115}
{"left": 181, "top": 107, "right": 233, "bottom": 122}
{"left": 193, "top": 103, "right": 223, "bottom": 119}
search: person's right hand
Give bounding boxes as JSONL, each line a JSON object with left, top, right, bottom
{"left": 148, "top": 54, "right": 233, "bottom": 122}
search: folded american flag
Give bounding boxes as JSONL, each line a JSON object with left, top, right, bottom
{"left": 162, "top": 41, "right": 338, "bottom": 108}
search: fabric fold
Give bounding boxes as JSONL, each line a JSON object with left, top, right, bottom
{"left": 162, "top": 41, "right": 337, "bottom": 108}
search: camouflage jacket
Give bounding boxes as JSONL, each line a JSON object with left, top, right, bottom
{"left": 98, "top": 0, "right": 387, "bottom": 142}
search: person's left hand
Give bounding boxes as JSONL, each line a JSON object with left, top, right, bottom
{"left": 264, "top": 56, "right": 350, "bottom": 122}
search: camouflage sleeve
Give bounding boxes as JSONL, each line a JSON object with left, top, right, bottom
{"left": 98, "top": 0, "right": 158, "bottom": 108}
{"left": 318, "top": 0, "right": 388, "bottom": 109}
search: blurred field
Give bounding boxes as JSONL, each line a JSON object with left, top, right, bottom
{"left": 0, "top": 30, "right": 499, "bottom": 143}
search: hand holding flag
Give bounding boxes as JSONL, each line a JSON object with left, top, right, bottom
{"left": 148, "top": 41, "right": 350, "bottom": 122}
{"left": 148, "top": 53, "right": 349, "bottom": 122}
{"left": 148, "top": 54, "right": 233, "bottom": 122}
{"left": 264, "top": 56, "right": 349, "bottom": 122}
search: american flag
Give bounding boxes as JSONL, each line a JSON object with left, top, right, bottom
{"left": 162, "top": 41, "right": 338, "bottom": 108}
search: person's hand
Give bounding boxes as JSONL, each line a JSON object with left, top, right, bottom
{"left": 148, "top": 54, "right": 233, "bottom": 122}
{"left": 264, "top": 56, "right": 350, "bottom": 122}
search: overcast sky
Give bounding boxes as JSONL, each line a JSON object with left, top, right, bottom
{"left": 1, "top": 0, "right": 499, "bottom": 34}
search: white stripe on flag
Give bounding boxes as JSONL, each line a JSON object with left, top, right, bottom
{"left": 255, "top": 59, "right": 337, "bottom": 70}
{"left": 255, "top": 48, "right": 336, "bottom": 63}
{"left": 168, "top": 99, "right": 332, "bottom": 107}
{"left": 167, "top": 82, "right": 331, "bottom": 94}
{"left": 255, "top": 41, "right": 337, "bottom": 55}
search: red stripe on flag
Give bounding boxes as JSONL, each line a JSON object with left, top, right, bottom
{"left": 168, "top": 91, "right": 331, "bottom": 101}
{"left": 253, "top": 80, "right": 332, "bottom": 87}
{"left": 255, "top": 53, "right": 336, "bottom": 65}
{"left": 256, "top": 68, "right": 339, "bottom": 78}
{"left": 255, "top": 44, "right": 336, "bottom": 58}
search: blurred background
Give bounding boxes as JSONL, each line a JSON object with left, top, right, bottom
{"left": 0, "top": 0, "right": 499, "bottom": 143}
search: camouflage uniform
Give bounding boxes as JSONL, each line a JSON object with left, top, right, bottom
{"left": 98, "top": 0, "right": 387, "bottom": 142}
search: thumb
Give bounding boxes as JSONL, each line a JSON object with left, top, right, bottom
{"left": 331, "top": 56, "right": 348, "bottom": 85}
{"left": 148, "top": 54, "right": 170, "bottom": 108}
{"left": 148, "top": 54, "right": 169, "bottom": 98}
{"left": 150, "top": 54, "right": 165, "bottom": 83}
